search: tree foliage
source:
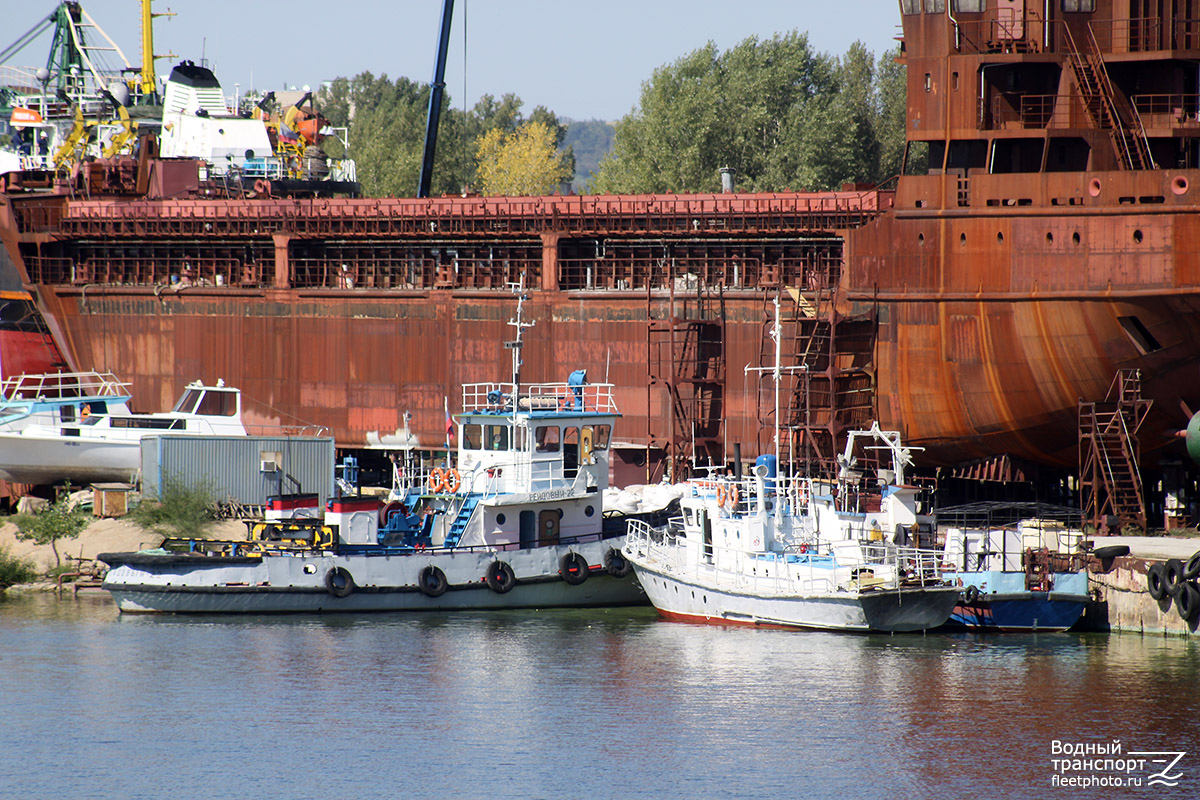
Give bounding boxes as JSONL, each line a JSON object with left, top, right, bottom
{"left": 127, "top": 480, "right": 219, "bottom": 538}
{"left": 475, "top": 121, "right": 574, "bottom": 196}
{"left": 318, "top": 76, "right": 573, "bottom": 198}
{"left": 591, "top": 36, "right": 907, "bottom": 194}
{"left": 13, "top": 491, "right": 90, "bottom": 569}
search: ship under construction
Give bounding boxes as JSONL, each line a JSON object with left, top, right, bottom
{"left": 2, "top": 0, "right": 1199, "bottom": 530}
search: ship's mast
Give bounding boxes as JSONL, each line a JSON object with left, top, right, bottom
{"left": 506, "top": 276, "right": 534, "bottom": 421}
{"left": 139, "top": 0, "right": 175, "bottom": 101}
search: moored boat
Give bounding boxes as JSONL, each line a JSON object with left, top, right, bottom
{"left": 939, "top": 520, "right": 1095, "bottom": 633}
{"left": 623, "top": 424, "right": 961, "bottom": 633}
{"left": 99, "top": 295, "right": 644, "bottom": 613}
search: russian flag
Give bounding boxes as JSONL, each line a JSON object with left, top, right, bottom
{"left": 444, "top": 397, "right": 453, "bottom": 441}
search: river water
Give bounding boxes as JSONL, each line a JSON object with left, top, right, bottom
{"left": 1, "top": 594, "right": 1198, "bottom": 800}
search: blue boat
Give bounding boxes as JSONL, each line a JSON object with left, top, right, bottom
{"left": 942, "top": 569, "right": 1089, "bottom": 632}
{"left": 940, "top": 523, "right": 1090, "bottom": 632}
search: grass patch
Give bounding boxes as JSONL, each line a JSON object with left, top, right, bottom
{"left": 128, "top": 480, "right": 220, "bottom": 538}
{"left": 0, "top": 545, "right": 36, "bottom": 588}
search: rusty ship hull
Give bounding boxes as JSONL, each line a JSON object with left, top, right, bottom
{"left": 3, "top": 0, "right": 1200, "bottom": 481}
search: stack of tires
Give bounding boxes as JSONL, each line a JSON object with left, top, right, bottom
{"left": 1146, "top": 551, "right": 1200, "bottom": 622}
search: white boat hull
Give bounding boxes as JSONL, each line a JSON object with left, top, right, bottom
{"left": 101, "top": 537, "right": 643, "bottom": 614}
{"left": 0, "top": 434, "right": 139, "bottom": 484}
{"left": 629, "top": 560, "right": 960, "bottom": 633}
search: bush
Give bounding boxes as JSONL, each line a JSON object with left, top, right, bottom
{"left": 0, "top": 545, "right": 37, "bottom": 588}
{"left": 128, "top": 480, "right": 219, "bottom": 538}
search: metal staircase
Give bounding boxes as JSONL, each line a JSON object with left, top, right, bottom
{"left": 755, "top": 248, "right": 876, "bottom": 478}
{"left": 443, "top": 494, "right": 481, "bottom": 548}
{"left": 1079, "top": 370, "right": 1152, "bottom": 532}
{"left": 1063, "top": 23, "right": 1155, "bottom": 170}
{"left": 647, "top": 276, "right": 726, "bottom": 481}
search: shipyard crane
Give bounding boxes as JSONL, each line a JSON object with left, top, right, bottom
{"left": 417, "top": 0, "right": 454, "bottom": 198}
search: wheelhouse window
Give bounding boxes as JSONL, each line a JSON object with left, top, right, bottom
{"left": 901, "top": 0, "right": 921, "bottom": 12}
{"left": 593, "top": 424, "right": 611, "bottom": 450}
{"left": 485, "top": 424, "right": 509, "bottom": 451}
{"left": 462, "top": 424, "right": 482, "bottom": 450}
{"left": 173, "top": 389, "right": 202, "bottom": 413}
{"left": 925, "top": 0, "right": 946, "bottom": 11}
{"left": 534, "top": 425, "right": 560, "bottom": 452}
{"left": 953, "top": 0, "right": 985, "bottom": 11}
{"left": 196, "top": 390, "right": 237, "bottom": 416}
{"left": 1062, "top": 0, "right": 1095, "bottom": 11}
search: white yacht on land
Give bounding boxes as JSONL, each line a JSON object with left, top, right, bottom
{"left": 99, "top": 291, "right": 643, "bottom": 613}
{"left": 623, "top": 424, "right": 961, "bottom": 633}
{"left": 0, "top": 372, "right": 247, "bottom": 485}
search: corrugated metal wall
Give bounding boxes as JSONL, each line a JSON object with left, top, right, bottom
{"left": 140, "top": 436, "right": 334, "bottom": 506}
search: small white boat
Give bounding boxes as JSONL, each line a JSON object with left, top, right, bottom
{"left": 0, "top": 372, "right": 246, "bottom": 485}
{"left": 624, "top": 424, "right": 961, "bottom": 633}
{"left": 99, "top": 290, "right": 644, "bottom": 613}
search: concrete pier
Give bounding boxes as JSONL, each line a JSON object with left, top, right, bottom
{"left": 1082, "top": 537, "right": 1200, "bottom": 636}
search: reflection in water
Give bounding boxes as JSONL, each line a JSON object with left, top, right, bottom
{"left": 1, "top": 594, "right": 1198, "bottom": 799}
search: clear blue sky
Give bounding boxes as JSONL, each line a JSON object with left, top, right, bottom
{"left": 11, "top": 1, "right": 902, "bottom": 121}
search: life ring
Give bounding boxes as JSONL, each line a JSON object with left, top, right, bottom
{"left": 418, "top": 565, "right": 448, "bottom": 598}
{"left": 429, "top": 467, "right": 446, "bottom": 493}
{"left": 727, "top": 486, "right": 740, "bottom": 509}
{"left": 443, "top": 469, "right": 461, "bottom": 494}
{"left": 962, "top": 585, "right": 980, "bottom": 605}
{"left": 799, "top": 543, "right": 808, "bottom": 554}
{"left": 1147, "top": 563, "right": 1168, "bottom": 601}
{"left": 1186, "top": 550, "right": 1200, "bottom": 581}
{"left": 1177, "top": 582, "right": 1200, "bottom": 621}
{"left": 324, "top": 566, "right": 355, "bottom": 598}
{"left": 484, "top": 560, "right": 516, "bottom": 594}
{"left": 1164, "top": 558, "right": 1186, "bottom": 594}
{"left": 604, "top": 547, "right": 633, "bottom": 578}
{"left": 560, "top": 552, "right": 589, "bottom": 585}
{"left": 716, "top": 485, "right": 727, "bottom": 507}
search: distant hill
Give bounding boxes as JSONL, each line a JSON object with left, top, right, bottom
{"left": 563, "top": 119, "right": 615, "bottom": 191}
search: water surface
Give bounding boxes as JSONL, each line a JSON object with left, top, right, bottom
{"left": 1, "top": 594, "right": 1197, "bottom": 799}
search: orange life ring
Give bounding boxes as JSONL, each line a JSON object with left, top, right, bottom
{"left": 443, "top": 468, "right": 461, "bottom": 493}
{"left": 727, "top": 486, "right": 740, "bottom": 509}
{"left": 429, "top": 467, "right": 446, "bottom": 492}
{"left": 716, "top": 485, "right": 727, "bottom": 507}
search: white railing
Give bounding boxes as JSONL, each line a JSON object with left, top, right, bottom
{"left": 461, "top": 381, "right": 618, "bottom": 415}
{"left": 625, "top": 518, "right": 946, "bottom": 594}
{"left": 0, "top": 371, "right": 131, "bottom": 402}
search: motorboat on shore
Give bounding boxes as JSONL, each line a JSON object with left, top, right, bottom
{"left": 99, "top": 292, "right": 644, "bottom": 613}
{"left": 0, "top": 372, "right": 246, "bottom": 485}
{"left": 938, "top": 516, "right": 1097, "bottom": 632}
{"left": 623, "top": 424, "right": 961, "bottom": 633}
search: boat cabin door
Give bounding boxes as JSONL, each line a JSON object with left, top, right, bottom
{"left": 538, "top": 509, "right": 560, "bottom": 546}
{"left": 997, "top": 0, "right": 1026, "bottom": 44}
{"left": 700, "top": 509, "right": 713, "bottom": 562}
{"left": 519, "top": 510, "right": 536, "bottom": 549}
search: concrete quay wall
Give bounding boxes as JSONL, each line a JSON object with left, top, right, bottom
{"left": 1085, "top": 548, "right": 1200, "bottom": 636}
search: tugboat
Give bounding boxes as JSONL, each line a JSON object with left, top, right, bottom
{"left": 98, "top": 288, "right": 643, "bottom": 613}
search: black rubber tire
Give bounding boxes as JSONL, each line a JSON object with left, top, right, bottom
{"left": 1147, "top": 563, "right": 1168, "bottom": 601}
{"left": 604, "top": 547, "right": 633, "bottom": 578}
{"left": 962, "top": 585, "right": 980, "bottom": 605}
{"left": 1164, "top": 558, "right": 1187, "bottom": 595}
{"left": 1176, "top": 582, "right": 1200, "bottom": 621}
{"left": 484, "top": 560, "right": 516, "bottom": 594}
{"left": 1185, "top": 551, "right": 1200, "bottom": 581}
{"left": 418, "top": 565, "right": 448, "bottom": 598}
{"left": 324, "top": 566, "right": 355, "bottom": 598}
{"left": 560, "top": 552, "right": 589, "bottom": 585}
{"left": 1092, "top": 545, "right": 1130, "bottom": 561}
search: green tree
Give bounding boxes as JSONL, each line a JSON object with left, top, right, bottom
{"left": 592, "top": 35, "right": 907, "bottom": 193}
{"left": 317, "top": 76, "right": 573, "bottom": 198}
{"left": 13, "top": 491, "right": 91, "bottom": 569}
{"left": 475, "top": 121, "right": 573, "bottom": 196}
